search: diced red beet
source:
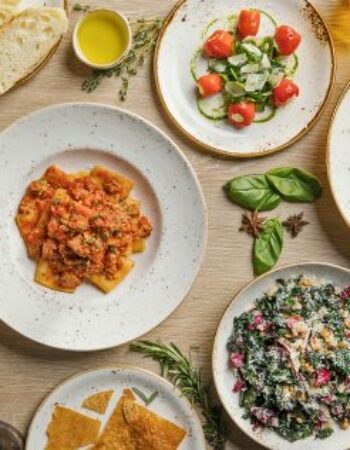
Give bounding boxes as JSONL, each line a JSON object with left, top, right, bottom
{"left": 345, "top": 378, "right": 350, "bottom": 393}
{"left": 232, "top": 378, "right": 245, "bottom": 393}
{"left": 229, "top": 352, "right": 244, "bottom": 368}
{"left": 314, "top": 368, "right": 331, "bottom": 387}
{"left": 340, "top": 286, "right": 350, "bottom": 301}
{"left": 319, "top": 394, "right": 334, "bottom": 405}
{"left": 248, "top": 314, "right": 263, "bottom": 331}
{"left": 250, "top": 406, "right": 279, "bottom": 428}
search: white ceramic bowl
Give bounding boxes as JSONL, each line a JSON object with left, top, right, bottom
{"left": 213, "top": 263, "right": 350, "bottom": 450}
{"left": 73, "top": 8, "right": 132, "bottom": 69}
{"left": 0, "top": 103, "right": 207, "bottom": 351}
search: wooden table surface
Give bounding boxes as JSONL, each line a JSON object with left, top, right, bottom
{"left": 0, "top": 0, "right": 349, "bottom": 448}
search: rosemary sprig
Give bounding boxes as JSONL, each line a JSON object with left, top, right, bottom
{"left": 73, "top": 3, "right": 90, "bottom": 11}
{"left": 132, "top": 387, "right": 159, "bottom": 406}
{"left": 81, "top": 17, "right": 163, "bottom": 101}
{"left": 130, "top": 340, "right": 226, "bottom": 449}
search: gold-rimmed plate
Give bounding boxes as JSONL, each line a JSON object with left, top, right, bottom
{"left": 3, "top": 0, "right": 67, "bottom": 94}
{"left": 213, "top": 262, "right": 350, "bottom": 449}
{"left": 154, "top": 0, "right": 335, "bottom": 158}
{"left": 327, "top": 82, "right": 350, "bottom": 228}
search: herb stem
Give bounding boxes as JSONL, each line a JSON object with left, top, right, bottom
{"left": 130, "top": 340, "right": 226, "bottom": 449}
{"left": 81, "top": 17, "right": 163, "bottom": 101}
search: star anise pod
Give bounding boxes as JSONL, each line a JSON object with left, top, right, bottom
{"left": 282, "top": 212, "right": 309, "bottom": 238}
{"left": 239, "top": 211, "right": 266, "bottom": 238}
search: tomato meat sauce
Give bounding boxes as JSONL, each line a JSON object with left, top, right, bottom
{"left": 16, "top": 165, "right": 152, "bottom": 292}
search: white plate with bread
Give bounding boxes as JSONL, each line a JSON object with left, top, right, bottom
{"left": 0, "top": 0, "right": 68, "bottom": 95}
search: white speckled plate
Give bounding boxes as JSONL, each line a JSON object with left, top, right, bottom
{"left": 155, "top": 0, "right": 335, "bottom": 158}
{"left": 213, "top": 263, "right": 350, "bottom": 450}
{"left": 26, "top": 366, "right": 206, "bottom": 450}
{"left": 327, "top": 83, "right": 350, "bottom": 229}
{"left": 0, "top": 103, "right": 207, "bottom": 351}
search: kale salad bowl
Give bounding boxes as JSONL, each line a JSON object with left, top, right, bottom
{"left": 213, "top": 263, "right": 350, "bottom": 450}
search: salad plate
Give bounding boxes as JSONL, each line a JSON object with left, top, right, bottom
{"left": 26, "top": 366, "right": 206, "bottom": 449}
{"left": 0, "top": 102, "right": 207, "bottom": 351}
{"left": 327, "top": 82, "right": 350, "bottom": 228}
{"left": 154, "top": 0, "right": 335, "bottom": 158}
{"left": 213, "top": 263, "right": 350, "bottom": 449}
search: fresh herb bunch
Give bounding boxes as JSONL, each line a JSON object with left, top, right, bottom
{"left": 130, "top": 340, "right": 226, "bottom": 449}
{"left": 82, "top": 17, "right": 163, "bottom": 101}
{"left": 224, "top": 167, "right": 321, "bottom": 275}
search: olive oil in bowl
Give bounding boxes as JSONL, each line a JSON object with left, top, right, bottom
{"left": 73, "top": 9, "right": 131, "bottom": 69}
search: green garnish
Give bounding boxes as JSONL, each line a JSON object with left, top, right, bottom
{"left": 253, "top": 218, "right": 283, "bottom": 275}
{"left": 130, "top": 340, "right": 226, "bottom": 449}
{"left": 224, "top": 167, "right": 321, "bottom": 275}
{"left": 82, "top": 17, "right": 163, "bottom": 101}
{"left": 73, "top": 3, "right": 90, "bottom": 11}
{"left": 131, "top": 387, "right": 159, "bottom": 406}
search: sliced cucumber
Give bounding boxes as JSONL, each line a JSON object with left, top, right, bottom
{"left": 260, "top": 10, "right": 278, "bottom": 28}
{"left": 208, "top": 58, "right": 227, "bottom": 74}
{"left": 191, "top": 47, "right": 214, "bottom": 81}
{"left": 202, "top": 15, "right": 237, "bottom": 40}
{"left": 277, "top": 54, "right": 299, "bottom": 77}
{"left": 254, "top": 105, "right": 276, "bottom": 123}
{"left": 197, "top": 93, "right": 227, "bottom": 121}
{"left": 225, "top": 80, "right": 245, "bottom": 97}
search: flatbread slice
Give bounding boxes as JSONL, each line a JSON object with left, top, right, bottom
{"left": 82, "top": 390, "right": 114, "bottom": 414}
{"left": 92, "top": 388, "right": 137, "bottom": 450}
{"left": 123, "top": 401, "right": 186, "bottom": 450}
{"left": 45, "top": 405, "right": 100, "bottom": 450}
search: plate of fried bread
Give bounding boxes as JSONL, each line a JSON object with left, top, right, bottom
{"left": 0, "top": 103, "right": 207, "bottom": 351}
{"left": 0, "top": 0, "right": 68, "bottom": 95}
{"left": 26, "top": 366, "right": 205, "bottom": 450}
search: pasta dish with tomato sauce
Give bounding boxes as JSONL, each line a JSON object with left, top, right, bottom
{"left": 16, "top": 165, "right": 152, "bottom": 293}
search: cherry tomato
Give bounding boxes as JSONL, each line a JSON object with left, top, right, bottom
{"left": 203, "top": 30, "right": 235, "bottom": 58}
{"left": 273, "top": 78, "right": 299, "bottom": 107}
{"left": 238, "top": 9, "right": 261, "bottom": 38}
{"left": 275, "top": 25, "right": 301, "bottom": 55}
{"left": 197, "top": 74, "right": 223, "bottom": 97}
{"left": 227, "top": 102, "right": 256, "bottom": 128}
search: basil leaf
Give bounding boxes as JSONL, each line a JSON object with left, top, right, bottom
{"left": 266, "top": 167, "right": 322, "bottom": 202}
{"left": 254, "top": 218, "right": 283, "bottom": 275}
{"left": 224, "top": 174, "right": 282, "bottom": 211}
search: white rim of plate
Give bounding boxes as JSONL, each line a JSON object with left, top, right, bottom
{"left": 0, "top": 102, "right": 208, "bottom": 351}
{"left": 25, "top": 365, "right": 207, "bottom": 450}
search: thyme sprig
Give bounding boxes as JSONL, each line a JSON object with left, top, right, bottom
{"left": 73, "top": 3, "right": 90, "bottom": 11}
{"left": 82, "top": 17, "right": 163, "bottom": 101}
{"left": 130, "top": 340, "right": 226, "bottom": 449}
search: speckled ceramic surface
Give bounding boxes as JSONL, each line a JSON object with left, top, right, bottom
{"left": 328, "top": 83, "right": 350, "bottom": 229}
{"left": 0, "top": 103, "right": 207, "bottom": 351}
{"left": 213, "top": 263, "right": 350, "bottom": 450}
{"left": 26, "top": 366, "right": 206, "bottom": 450}
{"left": 155, "top": 0, "right": 335, "bottom": 157}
